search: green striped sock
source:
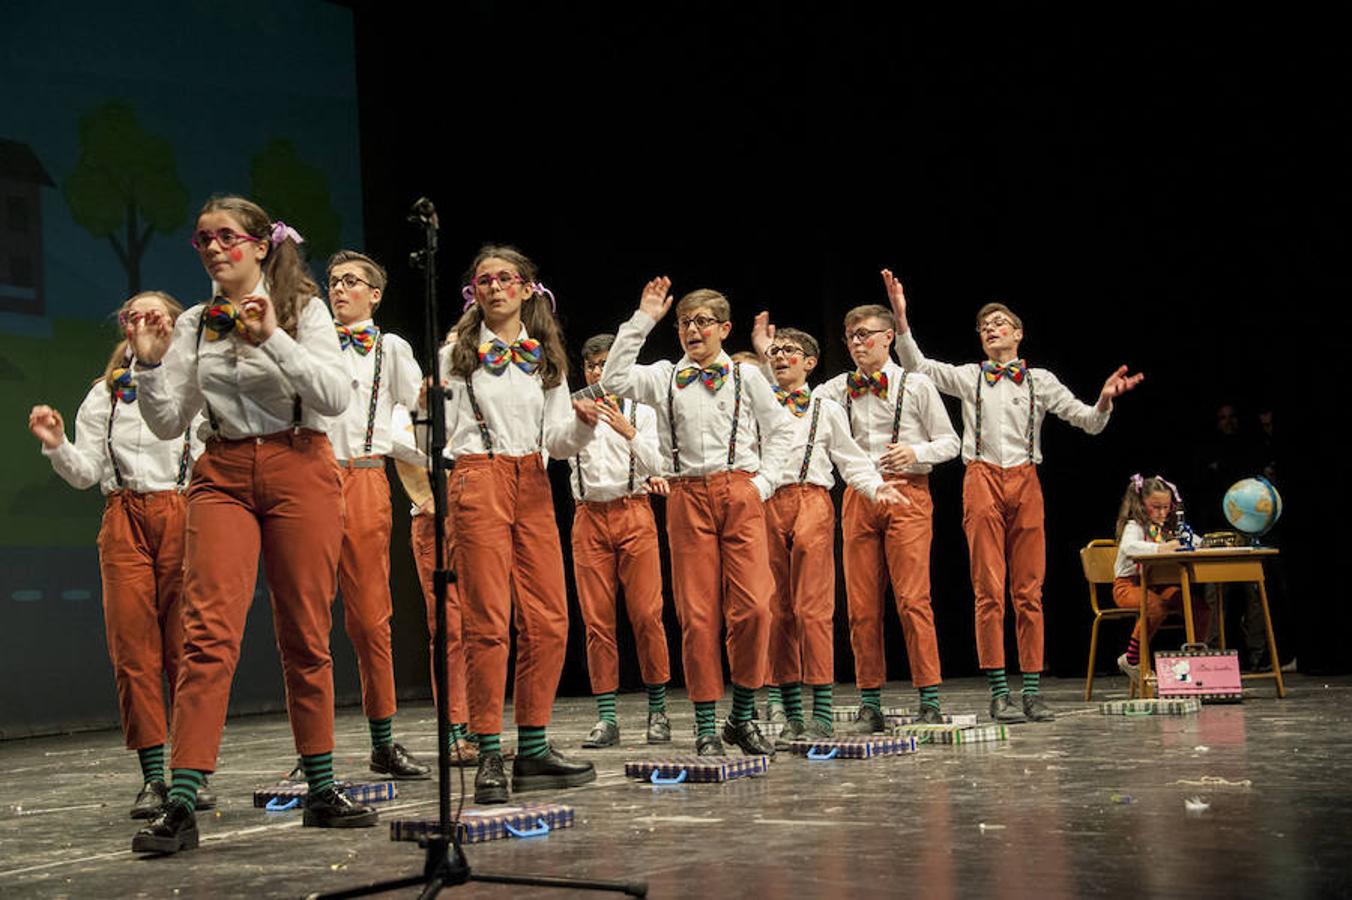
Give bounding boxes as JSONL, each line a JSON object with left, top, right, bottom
{"left": 811, "top": 683, "right": 833, "bottom": 727}
{"left": 369, "top": 716, "right": 394, "bottom": 750}
{"left": 694, "top": 701, "right": 717, "bottom": 738}
{"left": 137, "top": 745, "right": 165, "bottom": 785}
{"left": 987, "top": 668, "right": 1010, "bottom": 699}
{"left": 730, "top": 684, "right": 756, "bottom": 724}
{"left": 767, "top": 684, "right": 783, "bottom": 706}
{"left": 596, "top": 691, "right": 618, "bottom": 725}
{"left": 450, "top": 722, "right": 469, "bottom": 741}
{"left": 517, "top": 726, "right": 549, "bottom": 759}
{"left": 1022, "top": 671, "right": 1041, "bottom": 695}
{"left": 918, "top": 685, "right": 941, "bottom": 711}
{"left": 167, "top": 768, "right": 204, "bottom": 810}
{"left": 302, "top": 752, "right": 335, "bottom": 795}
{"left": 781, "top": 682, "right": 805, "bottom": 724}
{"left": 646, "top": 683, "right": 667, "bottom": 714}
{"left": 860, "top": 687, "right": 882, "bottom": 712}
{"left": 477, "top": 732, "right": 501, "bottom": 755}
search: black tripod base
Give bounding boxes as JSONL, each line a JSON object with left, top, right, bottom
{"left": 305, "top": 834, "right": 647, "bottom": 899}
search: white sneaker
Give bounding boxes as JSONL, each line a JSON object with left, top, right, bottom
{"left": 1117, "top": 653, "right": 1140, "bottom": 681}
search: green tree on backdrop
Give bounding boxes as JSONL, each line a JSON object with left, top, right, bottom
{"left": 63, "top": 102, "right": 188, "bottom": 296}
{"left": 250, "top": 138, "right": 341, "bottom": 265}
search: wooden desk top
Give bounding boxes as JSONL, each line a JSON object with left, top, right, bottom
{"left": 1132, "top": 547, "right": 1279, "bottom": 564}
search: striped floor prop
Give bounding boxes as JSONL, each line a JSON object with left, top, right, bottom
{"left": 253, "top": 781, "right": 397, "bottom": 809}
{"left": 785, "top": 735, "right": 919, "bottom": 759}
{"left": 890, "top": 713, "right": 979, "bottom": 728}
{"left": 890, "top": 723, "right": 1008, "bottom": 745}
{"left": 831, "top": 706, "right": 913, "bottom": 724}
{"left": 625, "top": 755, "right": 770, "bottom": 784}
{"left": 1100, "top": 698, "right": 1203, "bottom": 716}
{"left": 390, "top": 802, "right": 575, "bottom": 844}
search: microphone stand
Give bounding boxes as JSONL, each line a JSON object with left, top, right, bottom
{"left": 308, "top": 199, "right": 646, "bottom": 900}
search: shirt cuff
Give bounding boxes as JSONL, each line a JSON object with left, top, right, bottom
{"left": 752, "top": 473, "right": 773, "bottom": 501}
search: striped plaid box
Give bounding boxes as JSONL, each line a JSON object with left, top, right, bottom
{"left": 888, "top": 713, "right": 980, "bottom": 728}
{"left": 891, "top": 723, "right": 1008, "bottom": 744}
{"left": 832, "top": 706, "right": 913, "bottom": 723}
{"left": 786, "top": 735, "right": 919, "bottom": 759}
{"left": 1100, "top": 698, "right": 1202, "bottom": 716}
{"left": 389, "top": 803, "right": 576, "bottom": 844}
{"left": 253, "top": 780, "right": 397, "bottom": 808}
{"left": 624, "top": 755, "right": 769, "bottom": 783}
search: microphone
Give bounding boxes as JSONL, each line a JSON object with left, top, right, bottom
{"left": 408, "top": 197, "right": 439, "bottom": 228}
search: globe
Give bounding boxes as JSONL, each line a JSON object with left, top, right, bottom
{"left": 1223, "top": 477, "right": 1283, "bottom": 537}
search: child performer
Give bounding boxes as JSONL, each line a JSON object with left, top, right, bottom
{"left": 128, "top": 196, "right": 376, "bottom": 855}
{"left": 27, "top": 292, "right": 211, "bottom": 820}
{"left": 749, "top": 318, "right": 906, "bottom": 745}
{"left": 570, "top": 334, "right": 672, "bottom": 747}
{"left": 601, "top": 277, "right": 795, "bottom": 757}
{"left": 813, "top": 306, "right": 961, "bottom": 732}
{"left": 1112, "top": 474, "right": 1208, "bottom": 682}
{"left": 432, "top": 245, "right": 599, "bottom": 804}
{"left": 886, "top": 270, "right": 1143, "bottom": 722}
{"left": 324, "top": 250, "right": 429, "bottom": 780}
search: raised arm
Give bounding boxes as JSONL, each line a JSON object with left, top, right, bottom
{"left": 600, "top": 277, "right": 676, "bottom": 405}
{"left": 257, "top": 296, "right": 353, "bottom": 417}
{"left": 134, "top": 306, "right": 206, "bottom": 440}
{"left": 883, "top": 269, "right": 969, "bottom": 397}
{"left": 1038, "top": 369, "right": 1113, "bottom": 435}
{"left": 33, "top": 386, "right": 107, "bottom": 490}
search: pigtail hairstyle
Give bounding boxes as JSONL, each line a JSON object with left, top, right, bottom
{"left": 1115, "top": 474, "right": 1179, "bottom": 541}
{"left": 450, "top": 244, "right": 568, "bottom": 390}
{"left": 103, "top": 291, "right": 185, "bottom": 386}
{"left": 198, "top": 195, "right": 316, "bottom": 337}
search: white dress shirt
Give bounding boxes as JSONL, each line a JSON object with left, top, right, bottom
{"left": 600, "top": 310, "right": 795, "bottom": 500}
{"left": 326, "top": 319, "right": 423, "bottom": 460}
{"left": 43, "top": 378, "right": 201, "bottom": 495}
{"left": 136, "top": 285, "right": 352, "bottom": 442}
{"left": 1114, "top": 520, "right": 1170, "bottom": 579}
{"left": 439, "top": 322, "right": 593, "bottom": 460}
{"left": 817, "top": 360, "right": 960, "bottom": 476}
{"left": 894, "top": 331, "right": 1110, "bottom": 467}
{"left": 567, "top": 398, "right": 662, "bottom": 502}
{"left": 771, "top": 392, "right": 886, "bottom": 500}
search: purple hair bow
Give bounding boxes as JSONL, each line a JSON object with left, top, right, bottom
{"left": 460, "top": 281, "right": 557, "bottom": 313}
{"left": 270, "top": 221, "right": 304, "bottom": 246}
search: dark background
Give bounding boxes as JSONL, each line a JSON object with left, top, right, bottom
{"left": 343, "top": 2, "right": 1347, "bottom": 700}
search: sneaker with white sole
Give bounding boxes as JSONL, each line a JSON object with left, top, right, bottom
{"left": 1117, "top": 653, "right": 1140, "bottom": 681}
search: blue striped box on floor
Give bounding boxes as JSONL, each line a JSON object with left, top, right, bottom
{"left": 389, "top": 802, "right": 576, "bottom": 844}
{"left": 625, "top": 755, "right": 769, "bottom": 783}
{"left": 891, "top": 723, "right": 1008, "bottom": 744}
{"left": 1100, "top": 698, "right": 1202, "bottom": 716}
{"left": 787, "top": 735, "right": 919, "bottom": 759}
{"left": 253, "top": 780, "right": 397, "bottom": 809}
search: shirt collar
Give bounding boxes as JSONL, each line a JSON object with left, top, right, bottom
{"left": 339, "top": 317, "right": 376, "bottom": 329}
{"left": 478, "top": 321, "right": 529, "bottom": 344}
{"left": 211, "top": 276, "right": 269, "bottom": 300}
{"left": 676, "top": 350, "right": 732, "bottom": 371}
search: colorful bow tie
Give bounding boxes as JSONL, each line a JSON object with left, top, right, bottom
{"left": 773, "top": 385, "right": 812, "bottom": 417}
{"left": 336, "top": 323, "right": 379, "bottom": 355}
{"left": 675, "top": 363, "right": 729, "bottom": 393}
{"left": 109, "top": 367, "right": 136, "bottom": 404}
{"left": 1147, "top": 523, "right": 1163, "bottom": 543}
{"left": 846, "top": 370, "right": 888, "bottom": 400}
{"left": 981, "top": 359, "right": 1027, "bottom": 385}
{"left": 478, "top": 337, "right": 542, "bottom": 375}
{"left": 202, "top": 299, "right": 242, "bottom": 342}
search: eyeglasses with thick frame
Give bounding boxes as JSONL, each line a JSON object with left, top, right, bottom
{"left": 190, "top": 228, "right": 261, "bottom": 251}
{"left": 676, "top": 314, "right": 724, "bottom": 331}
{"left": 844, "top": 327, "right": 890, "bottom": 345}
{"left": 977, "top": 316, "right": 1016, "bottom": 334}
{"left": 328, "top": 272, "right": 377, "bottom": 292}
{"left": 583, "top": 358, "right": 608, "bottom": 372}
{"left": 473, "top": 270, "right": 527, "bottom": 289}
{"left": 766, "top": 344, "right": 806, "bottom": 360}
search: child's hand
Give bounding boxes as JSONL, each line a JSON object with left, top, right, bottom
{"left": 881, "top": 269, "right": 908, "bottom": 332}
{"left": 129, "top": 308, "right": 174, "bottom": 365}
{"left": 596, "top": 396, "right": 636, "bottom": 439}
{"left": 28, "top": 405, "right": 65, "bottom": 449}
{"left": 1098, "top": 365, "right": 1144, "bottom": 410}
{"left": 639, "top": 276, "right": 674, "bottom": 323}
{"left": 880, "top": 442, "right": 918, "bottom": 472}
{"left": 1161, "top": 539, "right": 1183, "bottom": 552}
{"left": 572, "top": 398, "right": 601, "bottom": 427}
{"left": 874, "top": 482, "right": 912, "bottom": 507}
{"left": 238, "top": 294, "right": 278, "bottom": 344}
{"left": 751, "top": 311, "right": 776, "bottom": 360}
{"left": 645, "top": 475, "right": 671, "bottom": 496}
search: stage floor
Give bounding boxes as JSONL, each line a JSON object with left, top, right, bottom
{"left": 2, "top": 675, "right": 1349, "bottom": 898}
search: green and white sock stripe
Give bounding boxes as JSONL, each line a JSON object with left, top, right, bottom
{"left": 1022, "top": 671, "right": 1041, "bottom": 695}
